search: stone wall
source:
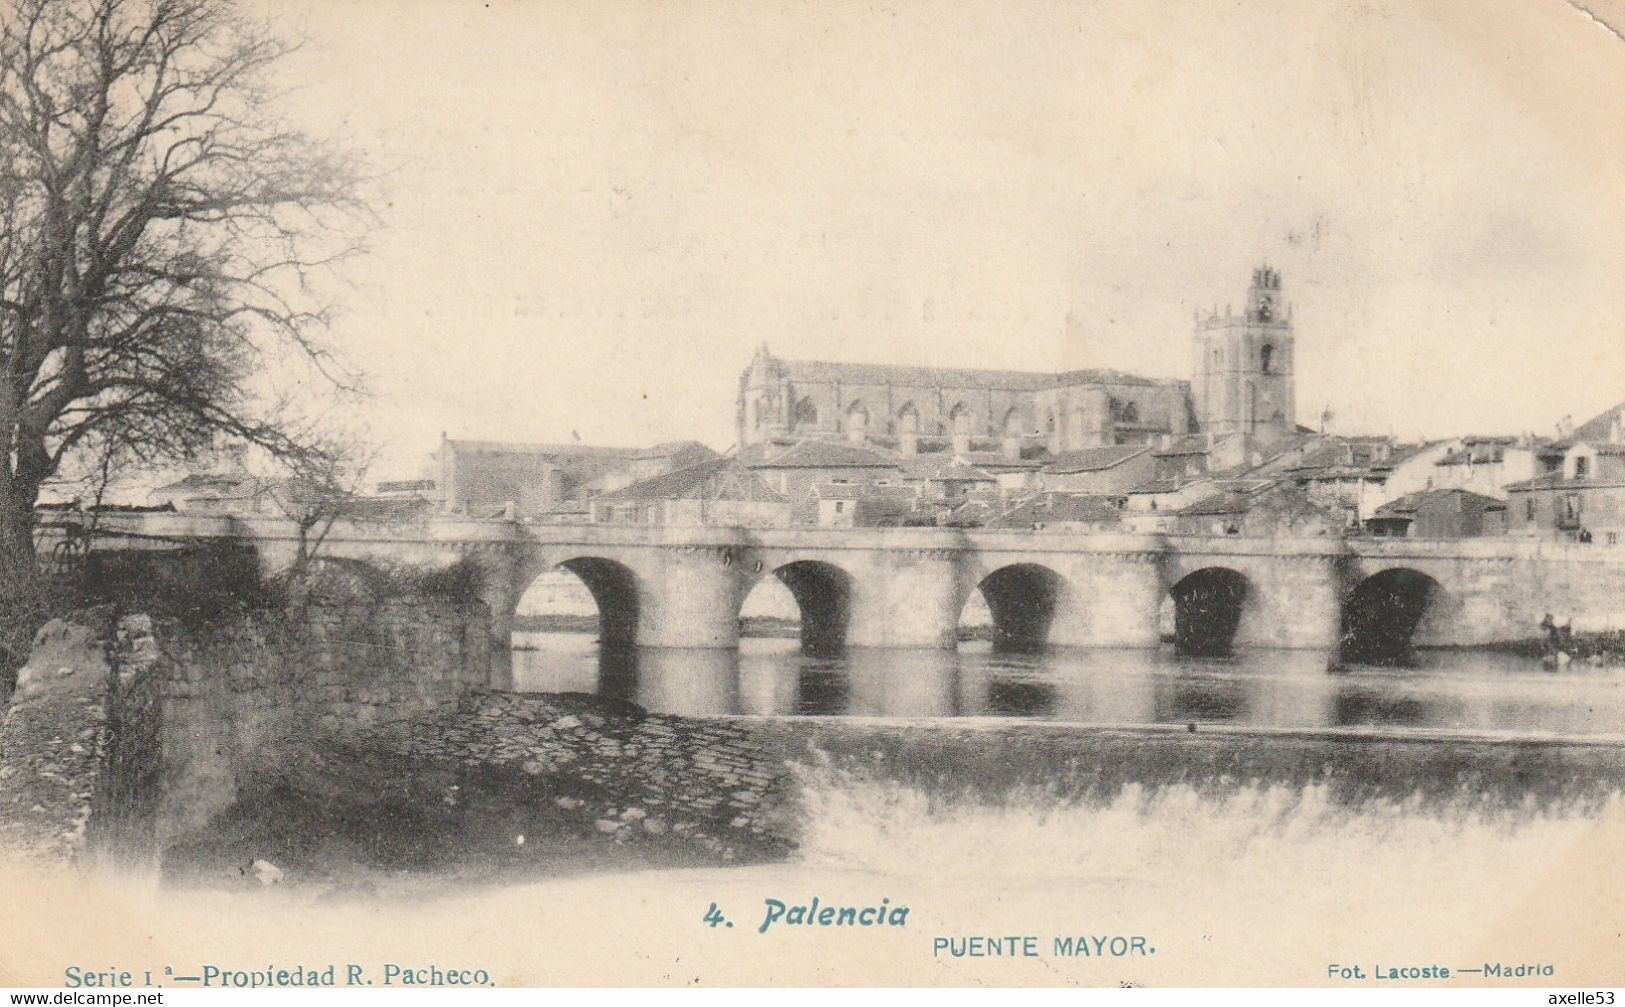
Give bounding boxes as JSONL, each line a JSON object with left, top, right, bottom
{"left": 87, "top": 622, "right": 164, "bottom": 868}
{"left": 341, "top": 691, "right": 791, "bottom": 858}
{"left": 152, "top": 599, "right": 490, "bottom": 840}
{"left": 0, "top": 614, "right": 114, "bottom": 863}
{"left": 0, "top": 599, "right": 490, "bottom": 866}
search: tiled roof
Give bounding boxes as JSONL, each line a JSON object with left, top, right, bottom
{"left": 1436, "top": 445, "right": 1508, "bottom": 467}
{"left": 865, "top": 483, "right": 925, "bottom": 501}
{"left": 1505, "top": 473, "right": 1625, "bottom": 492}
{"left": 1126, "top": 476, "right": 1195, "bottom": 495}
{"left": 1179, "top": 482, "right": 1334, "bottom": 519}
{"left": 988, "top": 493, "right": 1122, "bottom": 528}
{"left": 634, "top": 440, "right": 718, "bottom": 461}
{"left": 1150, "top": 432, "right": 1246, "bottom": 459}
{"left": 594, "top": 458, "right": 784, "bottom": 502}
{"left": 748, "top": 440, "right": 900, "bottom": 469}
{"left": 957, "top": 449, "right": 1045, "bottom": 470}
{"left": 1177, "top": 492, "right": 1253, "bottom": 516}
{"left": 1043, "top": 445, "right": 1150, "bottom": 474}
{"left": 1569, "top": 400, "right": 1625, "bottom": 445}
{"left": 153, "top": 472, "right": 255, "bottom": 494}
{"left": 898, "top": 457, "right": 997, "bottom": 482}
{"left": 1374, "top": 488, "right": 1507, "bottom": 515}
{"left": 1284, "top": 438, "right": 1445, "bottom": 479}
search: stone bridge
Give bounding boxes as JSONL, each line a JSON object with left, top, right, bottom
{"left": 42, "top": 513, "right": 1625, "bottom": 684}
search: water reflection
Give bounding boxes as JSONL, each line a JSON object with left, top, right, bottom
{"left": 510, "top": 632, "right": 1625, "bottom": 736}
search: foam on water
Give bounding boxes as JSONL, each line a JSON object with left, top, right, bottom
{"left": 791, "top": 758, "right": 1625, "bottom": 893}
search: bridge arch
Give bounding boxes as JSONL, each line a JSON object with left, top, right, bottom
{"left": 740, "top": 559, "right": 854, "bottom": 658}
{"left": 1165, "top": 566, "right": 1251, "bottom": 657}
{"left": 511, "top": 555, "right": 643, "bottom": 699}
{"left": 1340, "top": 566, "right": 1457, "bottom": 664}
{"left": 963, "top": 563, "right": 1066, "bottom": 654}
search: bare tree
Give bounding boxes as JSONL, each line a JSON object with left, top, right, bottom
{"left": 0, "top": 0, "right": 371, "bottom": 597}
{"left": 264, "top": 435, "right": 381, "bottom": 578}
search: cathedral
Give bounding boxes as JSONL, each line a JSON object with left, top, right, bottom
{"left": 736, "top": 266, "right": 1298, "bottom": 457}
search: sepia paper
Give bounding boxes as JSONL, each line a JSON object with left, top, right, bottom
{"left": 2, "top": 0, "right": 1624, "bottom": 990}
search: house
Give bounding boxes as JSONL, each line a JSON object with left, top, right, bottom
{"left": 812, "top": 482, "right": 922, "bottom": 528}
{"left": 896, "top": 456, "right": 998, "bottom": 504}
{"left": 1504, "top": 400, "right": 1625, "bottom": 544}
{"left": 1364, "top": 488, "right": 1507, "bottom": 539}
{"left": 1283, "top": 437, "right": 1456, "bottom": 520}
{"left": 405, "top": 436, "right": 719, "bottom": 518}
{"left": 942, "top": 493, "right": 1001, "bottom": 528}
{"left": 1429, "top": 436, "right": 1544, "bottom": 499}
{"left": 589, "top": 458, "right": 790, "bottom": 527}
{"left": 1037, "top": 444, "right": 1155, "bottom": 495}
{"left": 151, "top": 471, "right": 278, "bottom": 514}
{"left": 741, "top": 439, "right": 901, "bottom": 500}
{"left": 985, "top": 492, "right": 1123, "bottom": 532}
{"left": 1172, "top": 481, "right": 1347, "bottom": 537}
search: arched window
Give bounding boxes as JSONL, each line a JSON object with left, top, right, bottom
{"left": 1107, "top": 397, "right": 1123, "bottom": 423}
{"left": 1261, "top": 343, "right": 1275, "bottom": 374}
{"left": 897, "top": 402, "right": 920, "bottom": 435}
{"left": 846, "top": 400, "right": 868, "bottom": 432}
{"left": 948, "top": 402, "right": 973, "bottom": 435}
{"left": 1002, "top": 406, "right": 1022, "bottom": 437}
{"left": 1121, "top": 401, "right": 1139, "bottom": 424}
{"left": 793, "top": 397, "right": 818, "bottom": 426}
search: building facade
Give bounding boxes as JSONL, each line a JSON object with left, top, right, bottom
{"left": 1190, "top": 266, "right": 1297, "bottom": 444}
{"left": 1505, "top": 402, "right": 1625, "bottom": 544}
{"left": 736, "top": 267, "right": 1299, "bottom": 457}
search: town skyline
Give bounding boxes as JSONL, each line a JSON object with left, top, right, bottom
{"left": 237, "top": 0, "right": 1625, "bottom": 480}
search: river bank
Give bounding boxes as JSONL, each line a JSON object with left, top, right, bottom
{"left": 146, "top": 687, "right": 1625, "bottom": 899}
{"left": 1482, "top": 630, "right": 1625, "bottom": 665}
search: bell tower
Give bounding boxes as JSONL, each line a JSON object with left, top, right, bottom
{"left": 1192, "top": 265, "right": 1296, "bottom": 444}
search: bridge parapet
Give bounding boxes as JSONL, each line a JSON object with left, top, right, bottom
{"left": 31, "top": 512, "right": 1625, "bottom": 671}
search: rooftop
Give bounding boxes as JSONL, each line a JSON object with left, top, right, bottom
{"left": 755, "top": 348, "right": 1179, "bottom": 393}
{"left": 748, "top": 440, "right": 901, "bottom": 469}
{"left": 988, "top": 493, "right": 1122, "bottom": 529}
{"left": 1374, "top": 488, "right": 1507, "bottom": 515}
{"left": 1043, "top": 444, "right": 1151, "bottom": 474}
{"left": 594, "top": 458, "right": 784, "bottom": 503}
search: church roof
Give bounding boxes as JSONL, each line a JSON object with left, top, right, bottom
{"left": 763, "top": 354, "right": 1174, "bottom": 392}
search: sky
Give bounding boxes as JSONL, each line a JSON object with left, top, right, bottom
{"left": 252, "top": 0, "right": 1625, "bottom": 479}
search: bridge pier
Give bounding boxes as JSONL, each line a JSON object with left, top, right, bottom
{"left": 846, "top": 548, "right": 963, "bottom": 649}
{"left": 1233, "top": 555, "right": 1342, "bottom": 652}
{"left": 636, "top": 546, "right": 743, "bottom": 649}
{"left": 1048, "top": 553, "right": 1165, "bottom": 649}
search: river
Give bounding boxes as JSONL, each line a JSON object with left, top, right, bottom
{"left": 511, "top": 631, "right": 1625, "bottom": 738}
